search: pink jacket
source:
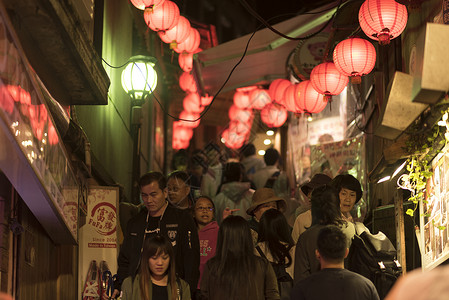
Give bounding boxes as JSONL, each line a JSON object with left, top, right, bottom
{"left": 197, "top": 221, "right": 219, "bottom": 288}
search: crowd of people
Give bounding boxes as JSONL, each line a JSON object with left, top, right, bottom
{"left": 110, "top": 143, "right": 431, "bottom": 300}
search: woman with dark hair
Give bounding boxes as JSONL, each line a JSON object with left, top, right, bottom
{"left": 121, "top": 235, "right": 191, "bottom": 300}
{"left": 256, "top": 209, "right": 295, "bottom": 300}
{"left": 293, "top": 185, "right": 355, "bottom": 283}
{"left": 200, "top": 215, "right": 279, "bottom": 300}
{"left": 329, "top": 174, "right": 363, "bottom": 222}
{"left": 167, "top": 171, "right": 193, "bottom": 210}
{"left": 213, "top": 162, "right": 253, "bottom": 224}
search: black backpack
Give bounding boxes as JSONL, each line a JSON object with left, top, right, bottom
{"left": 255, "top": 245, "right": 293, "bottom": 300}
{"left": 346, "top": 226, "right": 402, "bottom": 300}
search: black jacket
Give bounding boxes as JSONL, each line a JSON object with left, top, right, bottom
{"left": 115, "top": 203, "right": 200, "bottom": 293}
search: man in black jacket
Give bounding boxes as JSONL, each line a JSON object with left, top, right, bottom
{"left": 112, "top": 171, "right": 200, "bottom": 297}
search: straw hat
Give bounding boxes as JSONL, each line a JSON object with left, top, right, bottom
{"left": 246, "top": 188, "right": 286, "bottom": 216}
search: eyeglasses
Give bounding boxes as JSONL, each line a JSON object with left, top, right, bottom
{"left": 195, "top": 206, "right": 214, "bottom": 212}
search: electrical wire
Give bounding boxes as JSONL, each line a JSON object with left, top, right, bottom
{"left": 238, "top": 0, "right": 342, "bottom": 41}
{"left": 102, "top": 58, "right": 130, "bottom": 69}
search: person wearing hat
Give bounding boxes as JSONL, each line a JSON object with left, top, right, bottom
{"left": 247, "top": 187, "right": 287, "bottom": 245}
{"left": 291, "top": 173, "right": 332, "bottom": 243}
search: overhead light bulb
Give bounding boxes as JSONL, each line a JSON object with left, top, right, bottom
{"left": 258, "top": 150, "right": 265, "bottom": 156}
{"left": 264, "top": 139, "right": 271, "bottom": 145}
{"left": 266, "top": 130, "right": 274, "bottom": 136}
{"left": 392, "top": 160, "right": 407, "bottom": 178}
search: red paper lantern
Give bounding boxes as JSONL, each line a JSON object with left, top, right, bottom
{"left": 178, "top": 52, "right": 193, "bottom": 72}
{"left": 333, "top": 37, "right": 376, "bottom": 84}
{"left": 173, "top": 121, "right": 194, "bottom": 141}
{"left": 268, "top": 79, "right": 291, "bottom": 106}
{"left": 144, "top": 0, "right": 180, "bottom": 32}
{"left": 48, "top": 121, "right": 59, "bottom": 145}
{"left": 174, "top": 28, "right": 201, "bottom": 54}
{"left": 229, "top": 120, "right": 252, "bottom": 136}
{"left": 358, "top": 0, "right": 408, "bottom": 45}
{"left": 260, "top": 103, "right": 288, "bottom": 128}
{"left": 201, "top": 94, "right": 213, "bottom": 106}
{"left": 233, "top": 91, "right": 251, "bottom": 109}
{"left": 183, "top": 93, "right": 204, "bottom": 114}
{"left": 173, "top": 138, "right": 190, "bottom": 150}
{"left": 228, "top": 105, "right": 252, "bottom": 123}
{"left": 179, "top": 72, "right": 197, "bottom": 93}
{"left": 283, "top": 84, "right": 303, "bottom": 113}
{"left": 310, "top": 62, "right": 349, "bottom": 102}
{"left": 236, "top": 86, "right": 257, "bottom": 93}
{"left": 158, "top": 16, "right": 190, "bottom": 49}
{"left": 249, "top": 89, "right": 272, "bottom": 110}
{"left": 179, "top": 111, "right": 200, "bottom": 128}
{"left": 221, "top": 128, "right": 246, "bottom": 149}
{"left": 297, "top": 80, "right": 327, "bottom": 114}
{"left": 130, "top": 0, "right": 165, "bottom": 10}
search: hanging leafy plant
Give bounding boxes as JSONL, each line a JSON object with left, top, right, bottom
{"left": 398, "top": 109, "right": 449, "bottom": 217}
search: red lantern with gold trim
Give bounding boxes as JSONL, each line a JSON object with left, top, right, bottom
{"left": 130, "top": 0, "right": 165, "bottom": 10}
{"left": 297, "top": 80, "right": 327, "bottom": 114}
{"left": 268, "top": 79, "right": 290, "bottom": 106}
{"left": 178, "top": 52, "right": 193, "bottom": 72}
{"left": 310, "top": 62, "right": 349, "bottom": 102}
{"left": 144, "top": 0, "right": 180, "bottom": 32}
{"left": 174, "top": 28, "right": 201, "bottom": 54}
{"left": 283, "top": 84, "right": 303, "bottom": 113}
{"left": 249, "top": 88, "right": 271, "bottom": 110}
{"left": 333, "top": 37, "right": 376, "bottom": 84}
{"left": 158, "top": 16, "right": 190, "bottom": 49}
{"left": 358, "top": 0, "right": 408, "bottom": 45}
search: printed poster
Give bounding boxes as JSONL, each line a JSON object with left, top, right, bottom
{"left": 79, "top": 187, "right": 119, "bottom": 299}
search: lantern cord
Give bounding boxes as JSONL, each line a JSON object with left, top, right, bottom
{"left": 101, "top": 58, "right": 130, "bottom": 69}
{"left": 237, "top": 0, "right": 342, "bottom": 41}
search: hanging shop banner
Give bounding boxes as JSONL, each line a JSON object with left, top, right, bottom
{"left": 310, "top": 135, "right": 367, "bottom": 221}
{"left": 421, "top": 146, "right": 449, "bottom": 270}
{"left": 79, "top": 186, "right": 119, "bottom": 299}
{"left": 0, "top": 9, "right": 78, "bottom": 243}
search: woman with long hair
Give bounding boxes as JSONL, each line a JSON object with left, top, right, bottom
{"left": 256, "top": 209, "right": 295, "bottom": 300}
{"left": 199, "top": 215, "right": 279, "bottom": 300}
{"left": 293, "top": 184, "right": 355, "bottom": 283}
{"left": 121, "top": 235, "right": 191, "bottom": 300}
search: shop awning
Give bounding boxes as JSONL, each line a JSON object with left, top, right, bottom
{"left": 193, "top": 2, "right": 340, "bottom": 95}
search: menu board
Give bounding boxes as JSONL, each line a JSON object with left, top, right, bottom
{"left": 421, "top": 148, "right": 449, "bottom": 270}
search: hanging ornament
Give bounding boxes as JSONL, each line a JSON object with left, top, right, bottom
{"left": 310, "top": 62, "right": 349, "bottom": 102}
{"left": 221, "top": 128, "right": 246, "bottom": 149}
{"left": 249, "top": 88, "right": 272, "bottom": 110}
{"left": 183, "top": 93, "right": 203, "bottom": 114}
{"left": 260, "top": 103, "right": 288, "bottom": 128}
{"left": 268, "top": 79, "right": 291, "bottom": 106}
{"left": 174, "top": 28, "right": 201, "bottom": 54}
{"left": 144, "top": 0, "right": 180, "bottom": 32}
{"left": 158, "top": 16, "right": 191, "bottom": 49}
{"left": 179, "top": 72, "right": 197, "bottom": 93}
{"left": 178, "top": 52, "right": 193, "bottom": 72}
{"left": 358, "top": 0, "right": 408, "bottom": 45}
{"left": 130, "top": 0, "right": 165, "bottom": 10}
{"left": 333, "top": 37, "right": 377, "bottom": 84}
{"left": 296, "top": 80, "right": 327, "bottom": 114}
{"left": 173, "top": 121, "right": 194, "bottom": 141}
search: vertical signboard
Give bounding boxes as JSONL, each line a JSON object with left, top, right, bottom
{"left": 79, "top": 187, "right": 119, "bottom": 299}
